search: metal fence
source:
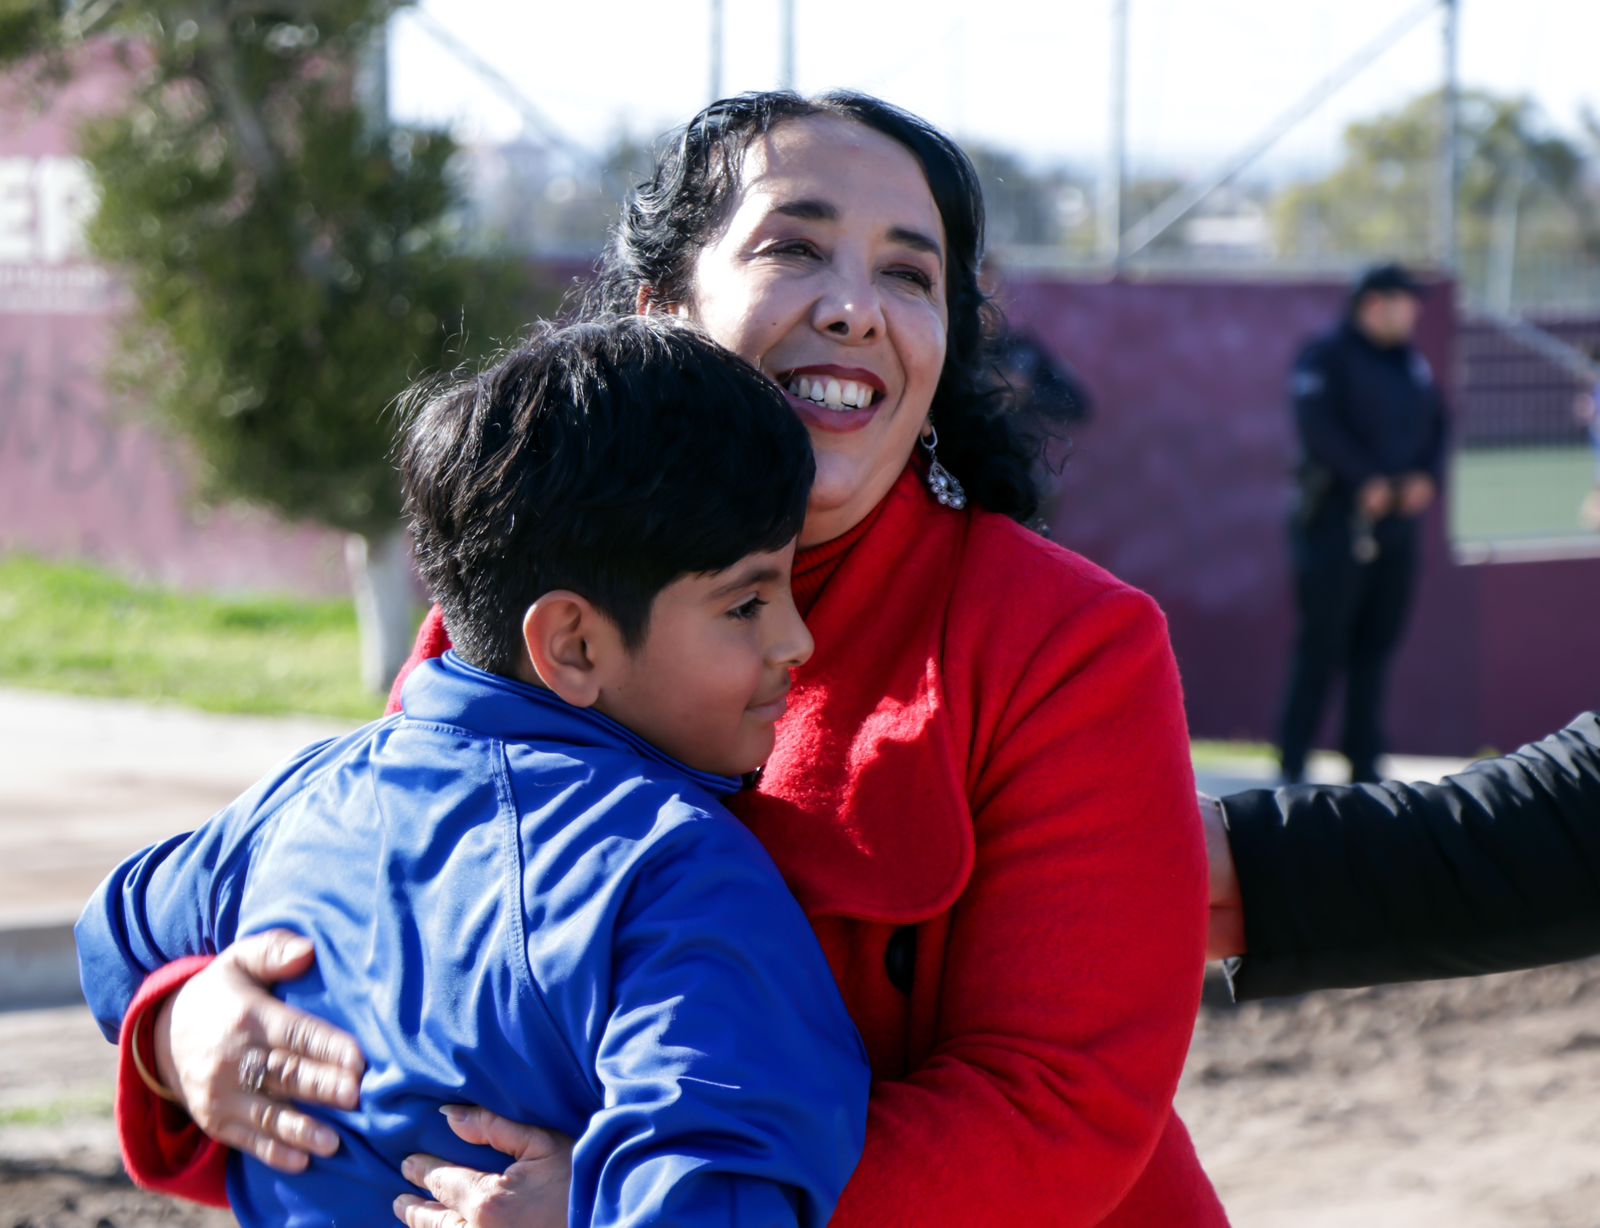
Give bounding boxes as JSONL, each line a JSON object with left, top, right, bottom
{"left": 1456, "top": 315, "right": 1597, "bottom": 449}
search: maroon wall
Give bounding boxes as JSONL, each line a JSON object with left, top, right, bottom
{"left": 0, "top": 45, "right": 347, "bottom": 597}
{"left": 1470, "top": 557, "right": 1600, "bottom": 752}
{"left": 1007, "top": 276, "right": 1597, "bottom": 757}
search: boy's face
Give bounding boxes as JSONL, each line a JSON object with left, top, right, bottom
{"left": 595, "top": 543, "right": 813, "bottom": 777}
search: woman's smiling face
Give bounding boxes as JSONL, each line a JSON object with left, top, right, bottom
{"left": 681, "top": 114, "right": 950, "bottom": 547}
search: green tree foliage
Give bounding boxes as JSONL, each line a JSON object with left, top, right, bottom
{"left": 1274, "top": 89, "right": 1600, "bottom": 288}
{"left": 5, "top": 1, "right": 530, "bottom": 536}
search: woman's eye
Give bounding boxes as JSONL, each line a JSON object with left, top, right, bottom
{"left": 728, "top": 596, "right": 767, "bottom": 621}
{"left": 771, "top": 239, "right": 820, "bottom": 259}
{"left": 888, "top": 266, "right": 935, "bottom": 291}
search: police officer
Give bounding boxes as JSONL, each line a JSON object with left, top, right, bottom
{"left": 1278, "top": 263, "right": 1449, "bottom": 784}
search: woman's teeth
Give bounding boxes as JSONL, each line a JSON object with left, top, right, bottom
{"left": 786, "top": 375, "right": 874, "bottom": 411}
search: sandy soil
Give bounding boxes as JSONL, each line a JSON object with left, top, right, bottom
{"left": 1179, "top": 961, "right": 1600, "bottom": 1227}
{"left": 0, "top": 1007, "right": 229, "bottom": 1226}
{"left": 5, "top": 959, "right": 1600, "bottom": 1226}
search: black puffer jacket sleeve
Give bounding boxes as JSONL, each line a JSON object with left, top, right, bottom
{"left": 1223, "top": 712, "right": 1600, "bottom": 1000}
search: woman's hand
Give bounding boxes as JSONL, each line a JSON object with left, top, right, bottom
{"left": 1201, "top": 793, "right": 1245, "bottom": 960}
{"left": 394, "top": 1106, "right": 573, "bottom": 1228}
{"left": 151, "top": 929, "right": 366, "bottom": 1172}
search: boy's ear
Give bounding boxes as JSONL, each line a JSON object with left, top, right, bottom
{"left": 522, "top": 593, "right": 619, "bottom": 708}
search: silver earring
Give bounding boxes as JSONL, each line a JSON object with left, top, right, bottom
{"left": 921, "top": 426, "right": 967, "bottom": 510}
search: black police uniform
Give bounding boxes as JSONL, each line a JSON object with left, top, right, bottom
{"left": 1277, "top": 316, "right": 1448, "bottom": 783}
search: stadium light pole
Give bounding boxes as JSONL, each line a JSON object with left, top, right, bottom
{"left": 1438, "top": 0, "right": 1460, "bottom": 272}
{"left": 710, "top": 0, "right": 725, "bottom": 101}
{"left": 1100, "top": 0, "right": 1128, "bottom": 270}
{"left": 1118, "top": 0, "right": 1438, "bottom": 262}
{"left": 779, "top": 0, "right": 796, "bottom": 90}
{"left": 409, "top": 8, "right": 588, "bottom": 161}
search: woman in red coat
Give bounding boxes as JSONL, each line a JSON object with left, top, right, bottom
{"left": 109, "top": 92, "right": 1224, "bottom": 1226}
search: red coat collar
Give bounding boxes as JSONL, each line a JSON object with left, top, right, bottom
{"left": 731, "top": 467, "right": 977, "bottom": 924}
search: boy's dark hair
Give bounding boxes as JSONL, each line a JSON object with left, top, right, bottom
{"left": 399, "top": 315, "right": 815, "bottom": 675}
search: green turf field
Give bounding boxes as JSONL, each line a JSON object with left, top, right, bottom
{"left": 0, "top": 555, "right": 389, "bottom": 720}
{"left": 1450, "top": 445, "right": 1600, "bottom": 544}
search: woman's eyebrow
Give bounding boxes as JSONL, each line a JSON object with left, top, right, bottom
{"left": 773, "top": 198, "right": 836, "bottom": 222}
{"left": 889, "top": 226, "right": 944, "bottom": 268}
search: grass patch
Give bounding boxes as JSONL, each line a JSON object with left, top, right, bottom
{"left": 0, "top": 1090, "right": 113, "bottom": 1128}
{"left": 1189, "top": 739, "right": 1276, "bottom": 769}
{"left": 0, "top": 555, "right": 391, "bottom": 721}
{"left": 1451, "top": 445, "right": 1599, "bottom": 542}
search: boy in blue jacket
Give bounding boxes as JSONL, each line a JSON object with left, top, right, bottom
{"left": 75, "top": 316, "right": 870, "bottom": 1227}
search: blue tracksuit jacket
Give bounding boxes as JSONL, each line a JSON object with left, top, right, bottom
{"left": 76, "top": 651, "right": 869, "bottom": 1227}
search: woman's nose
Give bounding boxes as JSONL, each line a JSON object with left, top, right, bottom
{"left": 813, "top": 264, "right": 884, "bottom": 341}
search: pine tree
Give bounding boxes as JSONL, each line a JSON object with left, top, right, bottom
{"left": 3, "top": 1, "right": 534, "bottom": 688}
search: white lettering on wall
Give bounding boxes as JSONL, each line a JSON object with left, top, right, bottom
{"left": 0, "top": 157, "right": 96, "bottom": 265}
{"left": 0, "top": 160, "right": 30, "bottom": 264}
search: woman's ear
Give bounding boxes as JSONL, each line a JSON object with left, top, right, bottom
{"left": 521, "top": 593, "right": 620, "bottom": 708}
{"left": 637, "top": 285, "right": 691, "bottom": 319}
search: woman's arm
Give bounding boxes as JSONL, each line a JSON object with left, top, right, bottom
{"left": 1222, "top": 712, "right": 1600, "bottom": 1000}
{"left": 830, "top": 583, "right": 1210, "bottom": 1226}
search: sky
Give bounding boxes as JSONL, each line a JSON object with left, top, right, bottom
{"left": 389, "top": 0, "right": 1600, "bottom": 178}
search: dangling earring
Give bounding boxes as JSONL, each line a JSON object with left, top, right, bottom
{"left": 921, "top": 425, "right": 967, "bottom": 510}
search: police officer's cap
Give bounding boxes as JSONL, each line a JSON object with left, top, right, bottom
{"left": 1352, "top": 262, "right": 1426, "bottom": 300}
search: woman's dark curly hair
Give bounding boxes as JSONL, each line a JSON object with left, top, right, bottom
{"left": 580, "top": 90, "right": 1042, "bottom": 523}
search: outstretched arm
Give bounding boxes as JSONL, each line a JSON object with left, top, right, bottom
{"left": 1221, "top": 712, "right": 1600, "bottom": 999}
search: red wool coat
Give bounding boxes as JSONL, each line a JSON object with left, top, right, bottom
{"left": 114, "top": 465, "right": 1225, "bottom": 1224}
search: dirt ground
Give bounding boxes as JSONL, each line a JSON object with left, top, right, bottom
{"left": 5, "top": 960, "right": 1600, "bottom": 1227}
{"left": 0, "top": 1007, "right": 229, "bottom": 1227}
{"left": 1178, "top": 960, "right": 1600, "bottom": 1227}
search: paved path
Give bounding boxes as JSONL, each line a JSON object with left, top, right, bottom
{"left": 0, "top": 688, "right": 348, "bottom": 927}
{"left": 0, "top": 687, "right": 347, "bottom": 1008}
{"left": 1191, "top": 748, "right": 1469, "bottom": 798}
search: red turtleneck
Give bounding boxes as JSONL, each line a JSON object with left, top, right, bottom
{"left": 114, "top": 466, "right": 1223, "bottom": 1225}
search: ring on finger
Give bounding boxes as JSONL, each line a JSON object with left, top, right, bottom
{"left": 239, "top": 1046, "right": 269, "bottom": 1095}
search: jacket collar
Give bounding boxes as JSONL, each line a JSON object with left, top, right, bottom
{"left": 401, "top": 651, "right": 744, "bottom": 799}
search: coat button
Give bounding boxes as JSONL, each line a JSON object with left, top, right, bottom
{"left": 884, "top": 925, "right": 917, "bottom": 996}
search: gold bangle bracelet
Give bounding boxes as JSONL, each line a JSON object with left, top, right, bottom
{"left": 129, "top": 1012, "right": 182, "bottom": 1104}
